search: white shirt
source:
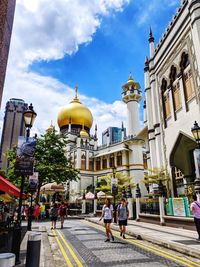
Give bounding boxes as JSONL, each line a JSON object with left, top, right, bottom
{"left": 102, "top": 204, "right": 113, "bottom": 219}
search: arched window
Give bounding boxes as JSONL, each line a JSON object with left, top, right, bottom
{"left": 81, "top": 154, "right": 86, "bottom": 170}
{"left": 109, "top": 154, "right": 114, "bottom": 168}
{"left": 117, "top": 152, "right": 122, "bottom": 166}
{"left": 169, "top": 66, "right": 181, "bottom": 112}
{"left": 89, "top": 159, "right": 94, "bottom": 171}
{"left": 96, "top": 158, "right": 101, "bottom": 171}
{"left": 180, "top": 53, "right": 195, "bottom": 101}
{"left": 161, "top": 78, "right": 171, "bottom": 122}
{"left": 102, "top": 157, "right": 107, "bottom": 169}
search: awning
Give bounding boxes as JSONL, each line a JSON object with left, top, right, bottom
{"left": 93, "top": 147, "right": 130, "bottom": 158}
{"left": 0, "top": 175, "right": 21, "bottom": 197}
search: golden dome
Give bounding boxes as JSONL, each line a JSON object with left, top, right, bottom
{"left": 46, "top": 121, "right": 55, "bottom": 133}
{"left": 57, "top": 86, "right": 93, "bottom": 129}
{"left": 80, "top": 127, "right": 89, "bottom": 138}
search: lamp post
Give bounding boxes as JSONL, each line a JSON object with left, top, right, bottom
{"left": 12, "top": 104, "right": 37, "bottom": 264}
{"left": 111, "top": 166, "right": 118, "bottom": 223}
{"left": 191, "top": 121, "right": 200, "bottom": 201}
{"left": 24, "top": 104, "right": 37, "bottom": 231}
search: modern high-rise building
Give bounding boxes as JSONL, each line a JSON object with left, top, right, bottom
{"left": 0, "top": 0, "right": 16, "bottom": 106}
{"left": 102, "top": 127, "right": 126, "bottom": 146}
{"left": 0, "top": 98, "right": 28, "bottom": 170}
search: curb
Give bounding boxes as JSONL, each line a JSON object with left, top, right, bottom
{"left": 85, "top": 218, "right": 200, "bottom": 260}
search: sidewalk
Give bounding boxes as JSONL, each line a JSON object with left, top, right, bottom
{"left": 17, "top": 222, "right": 55, "bottom": 267}
{"left": 86, "top": 217, "right": 200, "bottom": 259}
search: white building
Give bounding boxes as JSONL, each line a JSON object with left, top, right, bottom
{"left": 144, "top": 0, "right": 200, "bottom": 196}
{"left": 57, "top": 76, "right": 147, "bottom": 201}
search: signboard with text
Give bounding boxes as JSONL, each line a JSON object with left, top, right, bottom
{"left": 14, "top": 156, "right": 34, "bottom": 175}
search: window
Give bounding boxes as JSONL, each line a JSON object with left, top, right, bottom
{"left": 181, "top": 52, "right": 195, "bottom": 102}
{"left": 143, "top": 153, "right": 147, "bottom": 170}
{"left": 109, "top": 154, "right": 114, "bottom": 168}
{"left": 89, "top": 159, "right": 94, "bottom": 171}
{"left": 102, "top": 157, "right": 107, "bottom": 169}
{"left": 184, "top": 68, "right": 195, "bottom": 101}
{"left": 161, "top": 78, "right": 171, "bottom": 122}
{"left": 81, "top": 154, "right": 86, "bottom": 170}
{"left": 96, "top": 158, "right": 101, "bottom": 171}
{"left": 164, "top": 92, "right": 171, "bottom": 119}
{"left": 117, "top": 152, "right": 122, "bottom": 166}
{"left": 173, "top": 82, "right": 181, "bottom": 111}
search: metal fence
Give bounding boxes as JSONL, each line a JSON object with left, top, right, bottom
{"left": 140, "top": 198, "right": 160, "bottom": 215}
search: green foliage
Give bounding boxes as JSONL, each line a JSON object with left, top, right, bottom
{"left": 6, "top": 147, "right": 24, "bottom": 188}
{"left": 34, "top": 128, "right": 79, "bottom": 192}
{"left": 6, "top": 128, "right": 79, "bottom": 195}
{"left": 96, "top": 172, "right": 135, "bottom": 196}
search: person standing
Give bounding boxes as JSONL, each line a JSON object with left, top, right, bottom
{"left": 191, "top": 195, "right": 200, "bottom": 241}
{"left": 59, "top": 201, "right": 67, "bottom": 229}
{"left": 33, "top": 203, "right": 40, "bottom": 222}
{"left": 99, "top": 198, "right": 114, "bottom": 242}
{"left": 51, "top": 203, "right": 58, "bottom": 230}
{"left": 116, "top": 198, "right": 129, "bottom": 239}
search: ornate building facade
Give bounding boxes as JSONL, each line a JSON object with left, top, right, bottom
{"left": 57, "top": 76, "right": 147, "bottom": 201}
{"left": 144, "top": 0, "right": 200, "bottom": 196}
{"left": 0, "top": 0, "right": 16, "bottom": 106}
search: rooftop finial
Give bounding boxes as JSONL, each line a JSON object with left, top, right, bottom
{"left": 129, "top": 72, "right": 133, "bottom": 80}
{"left": 75, "top": 85, "right": 78, "bottom": 99}
{"left": 149, "top": 27, "right": 154, "bottom": 43}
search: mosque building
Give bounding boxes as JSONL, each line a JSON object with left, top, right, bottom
{"left": 143, "top": 0, "right": 200, "bottom": 196}
{"left": 57, "top": 75, "right": 147, "bottom": 201}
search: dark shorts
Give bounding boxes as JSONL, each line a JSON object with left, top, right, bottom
{"left": 118, "top": 219, "right": 127, "bottom": 226}
{"left": 51, "top": 216, "right": 57, "bottom": 221}
{"left": 104, "top": 219, "right": 112, "bottom": 224}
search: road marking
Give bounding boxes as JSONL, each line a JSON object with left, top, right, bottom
{"left": 56, "top": 229, "right": 84, "bottom": 267}
{"left": 52, "top": 229, "right": 73, "bottom": 267}
{"left": 83, "top": 220, "right": 200, "bottom": 267}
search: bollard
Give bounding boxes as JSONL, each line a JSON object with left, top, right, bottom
{"left": 0, "top": 253, "right": 15, "bottom": 267}
{"left": 25, "top": 233, "right": 41, "bottom": 267}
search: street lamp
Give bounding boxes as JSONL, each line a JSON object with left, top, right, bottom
{"left": 111, "top": 166, "right": 118, "bottom": 223}
{"left": 191, "top": 121, "right": 200, "bottom": 200}
{"left": 24, "top": 103, "right": 37, "bottom": 140}
{"left": 12, "top": 104, "right": 37, "bottom": 264}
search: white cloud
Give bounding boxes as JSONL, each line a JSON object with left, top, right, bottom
{"left": 1, "top": 0, "right": 130, "bottom": 143}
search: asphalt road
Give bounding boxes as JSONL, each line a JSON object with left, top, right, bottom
{"left": 51, "top": 219, "right": 200, "bottom": 267}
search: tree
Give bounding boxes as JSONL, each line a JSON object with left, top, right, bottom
{"left": 34, "top": 128, "right": 79, "bottom": 199}
{"left": 96, "top": 172, "right": 135, "bottom": 197}
{"left": 6, "top": 128, "right": 79, "bottom": 198}
{"left": 142, "top": 167, "right": 170, "bottom": 197}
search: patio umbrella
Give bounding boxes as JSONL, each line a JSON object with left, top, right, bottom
{"left": 85, "top": 192, "right": 94, "bottom": 200}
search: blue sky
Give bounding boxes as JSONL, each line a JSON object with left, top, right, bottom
{"left": 30, "top": 0, "right": 179, "bottom": 103}
{"left": 2, "top": 0, "right": 180, "bottom": 138}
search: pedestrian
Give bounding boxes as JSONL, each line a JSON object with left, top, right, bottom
{"left": 99, "top": 198, "right": 114, "bottom": 242}
{"left": 33, "top": 203, "right": 40, "bottom": 222}
{"left": 190, "top": 195, "right": 200, "bottom": 241}
{"left": 59, "top": 201, "right": 67, "bottom": 229}
{"left": 51, "top": 203, "right": 58, "bottom": 230}
{"left": 116, "top": 198, "right": 129, "bottom": 239}
{"left": 40, "top": 202, "right": 46, "bottom": 220}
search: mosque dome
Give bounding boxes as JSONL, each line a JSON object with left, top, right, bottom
{"left": 122, "top": 72, "right": 141, "bottom": 90}
{"left": 57, "top": 87, "right": 93, "bottom": 132}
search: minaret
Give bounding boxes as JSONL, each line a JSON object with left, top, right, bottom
{"left": 122, "top": 73, "right": 142, "bottom": 136}
{"left": 121, "top": 122, "right": 125, "bottom": 141}
{"left": 94, "top": 124, "right": 98, "bottom": 150}
{"left": 149, "top": 27, "right": 155, "bottom": 59}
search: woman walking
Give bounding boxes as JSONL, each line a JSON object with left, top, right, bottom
{"left": 51, "top": 203, "right": 58, "bottom": 230}
{"left": 100, "top": 198, "right": 114, "bottom": 242}
{"left": 116, "top": 198, "right": 129, "bottom": 239}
